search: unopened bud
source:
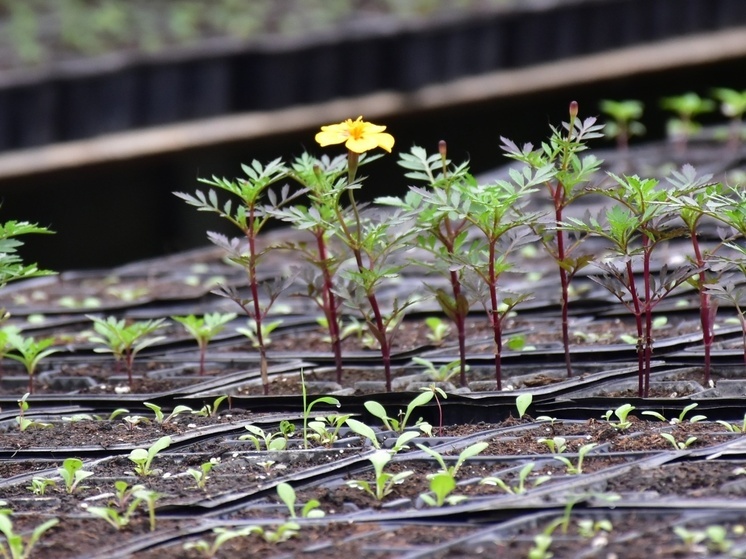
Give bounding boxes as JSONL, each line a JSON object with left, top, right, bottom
{"left": 569, "top": 100, "right": 579, "bottom": 118}
{"left": 438, "top": 140, "right": 447, "bottom": 157}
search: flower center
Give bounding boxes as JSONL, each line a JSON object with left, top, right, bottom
{"left": 348, "top": 120, "right": 365, "bottom": 140}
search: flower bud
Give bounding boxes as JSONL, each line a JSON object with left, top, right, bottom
{"left": 438, "top": 140, "right": 447, "bottom": 157}
{"left": 569, "top": 100, "right": 579, "bottom": 118}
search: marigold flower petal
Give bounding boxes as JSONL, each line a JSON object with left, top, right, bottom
{"left": 315, "top": 116, "right": 395, "bottom": 153}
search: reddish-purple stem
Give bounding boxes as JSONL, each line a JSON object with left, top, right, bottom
{"left": 553, "top": 183, "right": 573, "bottom": 378}
{"left": 625, "top": 260, "right": 645, "bottom": 397}
{"left": 315, "top": 232, "right": 343, "bottom": 382}
{"left": 198, "top": 343, "right": 207, "bottom": 376}
{"left": 488, "top": 241, "right": 503, "bottom": 390}
{"left": 690, "top": 235, "right": 712, "bottom": 384}
{"left": 246, "top": 211, "right": 270, "bottom": 396}
{"left": 449, "top": 268, "right": 467, "bottom": 387}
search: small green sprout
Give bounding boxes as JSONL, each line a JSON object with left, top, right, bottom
{"left": 15, "top": 393, "right": 52, "bottom": 432}
{"left": 411, "top": 357, "right": 463, "bottom": 383}
{"left": 419, "top": 473, "right": 467, "bottom": 507}
{"left": 143, "top": 402, "right": 193, "bottom": 424}
{"left": 599, "top": 98, "right": 645, "bottom": 150}
{"left": 306, "top": 413, "right": 351, "bottom": 447}
{"left": 537, "top": 437, "right": 567, "bottom": 454}
{"left": 577, "top": 518, "right": 613, "bottom": 538}
{"left": 239, "top": 425, "right": 287, "bottom": 451}
{"left": 300, "top": 369, "right": 341, "bottom": 449}
{"left": 128, "top": 435, "right": 171, "bottom": 476}
{"left": 364, "top": 390, "right": 433, "bottom": 434}
{"left": 58, "top": 458, "right": 93, "bottom": 494}
{"left": 276, "top": 482, "right": 325, "bottom": 519}
{"left": 111, "top": 480, "right": 146, "bottom": 510}
{"left": 122, "top": 415, "right": 149, "bottom": 430}
{"left": 602, "top": 403, "right": 635, "bottom": 430}
{"left": 716, "top": 414, "right": 746, "bottom": 433}
{"left": 346, "top": 450, "right": 414, "bottom": 501}
{"left": 552, "top": 442, "right": 598, "bottom": 475}
{"left": 248, "top": 522, "right": 301, "bottom": 544}
{"left": 237, "top": 318, "right": 283, "bottom": 348}
{"left": 527, "top": 533, "right": 553, "bottom": 559}
{"left": 26, "top": 477, "right": 55, "bottom": 496}
{"left": 183, "top": 526, "right": 257, "bottom": 557}
{"left": 672, "top": 524, "right": 732, "bottom": 553}
{"left": 516, "top": 393, "right": 532, "bottom": 419}
{"left": 6, "top": 333, "right": 60, "bottom": 395}
{"left": 415, "top": 442, "right": 488, "bottom": 479}
{"left": 660, "top": 92, "right": 716, "bottom": 151}
{"left": 86, "top": 501, "right": 140, "bottom": 531}
{"left": 132, "top": 488, "right": 162, "bottom": 532}
{"left": 187, "top": 458, "right": 219, "bottom": 490}
{"left": 660, "top": 433, "right": 698, "bottom": 450}
{"left": 171, "top": 312, "right": 237, "bottom": 375}
{"left": 344, "top": 419, "right": 420, "bottom": 452}
{"left": 192, "top": 395, "right": 229, "bottom": 417}
{"left": 480, "top": 462, "right": 550, "bottom": 494}
{"left": 505, "top": 334, "right": 536, "bottom": 351}
{"left": 87, "top": 315, "right": 167, "bottom": 386}
{"left": 0, "top": 510, "right": 58, "bottom": 559}
{"left": 641, "top": 403, "right": 706, "bottom": 424}
{"left": 344, "top": 418, "right": 381, "bottom": 449}
{"left": 423, "top": 316, "right": 451, "bottom": 345}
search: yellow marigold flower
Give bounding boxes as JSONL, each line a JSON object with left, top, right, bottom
{"left": 315, "top": 116, "right": 395, "bottom": 154}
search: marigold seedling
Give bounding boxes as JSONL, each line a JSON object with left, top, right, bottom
{"left": 660, "top": 433, "right": 698, "bottom": 450}
{"left": 515, "top": 393, "right": 532, "bottom": 419}
{"left": 128, "top": 435, "right": 171, "bottom": 476}
{"left": 6, "top": 333, "right": 60, "bottom": 395}
{"left": 239, "top": 425, "right": 287, "bottom": 451}
{"left": 602, "top": 403, "right": 635, "bottom": 430}
{"left": 58, "top": 457, "right": 93, "bottom": 494}
{"left": 364, "top": 391, "right": 433, "bottom": 434}
{"left": 346, "top": 449, "right": 414, "bottom": 501}
{"left": 171, "top": 312, "right": 237, "bottom": 375}
{"left": 26, "top": 477, "right": 55, "bottom": 496}
{"left": 419, "top": 472, "right": 467, "bottom": 507}
{"left": 480, "top": 462, "right": 550, "bottom": 494}
{"left": 87, "top": 315, "right": 167, "bottom": 387}
{"left": 276, "top": 482, "right": 325, "bottom": 519}
{"left": 552, "top": 442, "right": 598, "bottom": 475}
{"left": 0, "top": 510, "right": 58, "bottom": 559}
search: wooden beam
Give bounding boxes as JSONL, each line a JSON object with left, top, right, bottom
{"left": 1, "top": 26, "right": 745, "bottom": 180}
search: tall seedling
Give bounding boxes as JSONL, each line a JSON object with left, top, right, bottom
{"left": 663, "top": 169, "right": 724, "bottom": 385}
{"left": 388, "top": 141, "right": 473, "bottom": 386}
{"left": 314, "top": 116, "right": 416, "bottom": 392}
{"left": 566, "top": 174, "right": 697, "bottom": 396}
{"left": 274, "top": 152, "right": 351, "bottom": 382}
{"left": 502, "top": 101, "right": 603, "bottom": 377}
{"left": 175, "top": 159, "right": 300, "bottom": 394}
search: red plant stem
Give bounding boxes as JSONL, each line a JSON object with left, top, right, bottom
{"left": 342, "top": 213, "right": 393, "bottom": 392}
{"left": 434, "top": 392, "right": 444, "bottom": 436}
{"left": 198, "top": 344, "right": 206, "bottom": 376}
{"left": 553, "top": 184, "right": 573, "bottom": 378}
{"left": 315, "top": 232, "right": 343, "bottom": 382}
{"left": 625, "top": 260, "right": 645, "bottom": 397}
{"left": 740, "top": 313, "right": 746, "bottom": 366}
{"left": 642, "top": 241, "right": 653, "bottom": 398}
{"left": 351, "top": 246, "right": 392, "bottom": 392}
{"left": 449, "top": 268, "right": 468, "bottom": 387}
{"left": 125, "top": 350, "right": 134, "bottom": 388}
{"left": 690, "top": 235, "right": 712, "bottom": 384}
{"left": 246, "top": 211, "right": 270, "bottom": 396}
{"left": 488, "top": 241, "right": 503, "bottom": 390}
